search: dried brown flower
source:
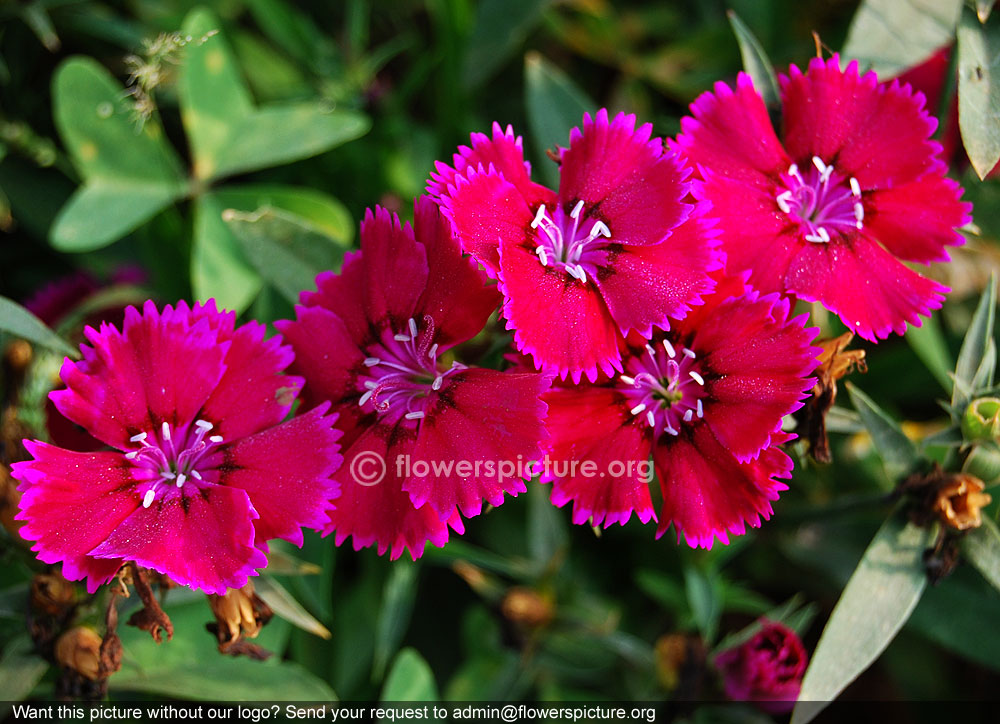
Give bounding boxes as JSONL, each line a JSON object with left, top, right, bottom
{"left": 803, "top": 332, "right": 866, "bottom": 463}
{"left": 933, "top": 473, "right": 992, "bottom": 531}
{"left": 500, "top": 587, "right": 553, "bottom": 628}
{"left": 55, "top": 627, "right": 102, "bottom": 681}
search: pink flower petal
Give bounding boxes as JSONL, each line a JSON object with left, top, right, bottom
{"left": 438, "top": 166, "right": 536, "bottom": 276}
{"left": 780, "top": 55, "right": 940, "bottom": 188}
{"left": 654, "top": 428, "right": 793, "bottom": 549}
{"left": 412, "top": 196, "right": 501, "bottom": 349}
{"left": 427, "top": 122, "right": 551, "bottom": 208}
{"left": 202, "top": 320, "right": 302, "bottom": 440}
{"left": 784, "top": 232, "right": 948, "bottom": 341}
{"left": 688, "top": 293, "right": 818, "bottom": 462}
{"left": 542, "top": 386, "right": 655, "bottom": 527}
{"left": 676, "top": 73, "right": 790, "bottom": 183}
{"left": 865, "top": 174, "right": 970, "bottom": 264}
{"left": 12, "top": 442, "right": 138, "bottom": 592}
{"left": 275, "top": 305, "right": 365, "bottom": 413}
{"left": 593, "top": 201, "right": 722, "bottom": 338}
{"left": 301, "top": 252, "right": 369, "bottom": 341}
{"left": 406, "top": 369, "right": 549, "bottom": 518}
{"left": 559, "top": 109, "right": 692, "bottom": 247}
{"left": 498, "top": 234, "right": 623, "bottom": 383}
{"left": 359, "top": 207, "right": 429, "bottom": 329}
{"left": 327, "top": 428, "right": 460, "bottom": 560}
{"left": 222, "top": 405, "right": 342, "bottom": 549}
{"left": 88, "top": 482, "right": 268, "bottom": 595}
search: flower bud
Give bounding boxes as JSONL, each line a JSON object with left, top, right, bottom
{"left": 30, "top": 573, "right": 77, "bottom": 617}
{"left": 933, "top": 473, "right": 992, "bottom": 530}
{"left": 714, "top": 621, "right": 807, "bottom": 714}
{"left": 55, "top": 627, "right": 102, "bottom": 681}
{"left": 500, "top": 587, "right": 553, "bottom": 628}
{"left": 963, "top": 397, "right": 1000, "bottom": 442}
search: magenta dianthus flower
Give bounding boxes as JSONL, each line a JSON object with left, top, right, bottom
{"left": 715, "top": 620, "right": 808, "bottom": 714}
{"left": 675, "top": 54, "right": 971, "bottom": 341}
{"left": 276, "top": 198, "right": 550, "bottom": 560}
{"left": 542, "top": 266, "right": 818, "bottom": 547}
{"left": 428, "top": 110, "right": 721, "bottom": 382}
{"left": 12, "top": 301, "right": 342, "bottom": 594}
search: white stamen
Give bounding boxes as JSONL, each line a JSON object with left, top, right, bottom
{"left": 209, "top": 435, "right": 223, "bottom": 444}
{"left": 125, "top": 451, "right": 138, "bottom": 460}
{"left": 620, "top": 375, "right": 636, "bottom": 385}
{"left": 804, "top": 227, "right": 830, "bottom": 243}
{"left": 663, "top": 339, "right": 676, "bottom": 358}
{"left": 531, "top": 204, "right": 547, "bottom": 229}
{"left": 432, "top": 375, "right": 443, "bottom": 391}
{"left": 359, "top": 389, "right": 374, "bottom": 406}
{"left": 570, "top": 200, "right": 585, "bottom": 219}
{"left": 645, "top": 344, "right": 657, "bottom": 359}
{"left": 161, "top": 471, "right": 175, "bottom": 479}
{"left": 850, "top": 177, "right": 862, "bottom": 198}
{"left": 161, "top": 422, "right": 171, "bottom": 441}
{"left": 776, "top": 191, "right": 792, "bottom": 214}
{"left": 364, "top": 357, "right": 381, "bottom": 367}
{"left": 195, "top": 420, "right": 213, "bottom": 431}
{"left": 591, "top": 220, "right": 611, "bottom": 238}
{"left": 788, "top": 163, "right": 800, "bottom": 180}
{"left": 535, "top": 246, "right": 549, "bottom": 266}
{"left": 405, "top": 411, "right": 425, "bottom": 420}
{"left": 682, "top": 348, "right": 696, "bottom": 360}
{"left": 812, "top": 156, "right": 833, "bottom": 182}
{"left": 697, "top": 399, "right": 704, "bottom": 418}
{"left": 646, "top": 411, "right": 656, "bottom": 427}
{"left": 393, "top": 334, "right": 410, "bottom": 342}
{"left": 191, "top": 470, "right": 203, "bottom": 480}
{"left": 428, "top": 343, "right": 438, "bottom": 360}
{"left": 665, "top": 424, "right": 679, "bottom": 437}
{"left": 176, "top": 473, "right": 186, "bottom": 488}
{"left": 364, "top": 380, "right": 379, "bottom": 390}
{"left": 142, "top": 489, "right": 155, "bottom": 508}
{"left": 689, "top": 370, "right": 705, "bottom": 386}
{"left": 684, "top": 409, "right": 694, "bottom": 422}
{"left": 408, "top": 318, "right": 418, "bottom": 338}
{"left": 630, "top": 403, "right": 647, "bottom": 415}
{"left": 574, "top": 265, "right": 588, "bottom": 284}
{"left": 854, "top": 202, "right": 864, "bottom": 223}
{"left": 131, "top": 432, "right": 147, "bottom": 443}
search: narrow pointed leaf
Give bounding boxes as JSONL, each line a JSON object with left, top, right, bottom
{"left": 0, "top": 296, "right": 77, "bottom": 358}
{"left": 524, "top": 52, "right": 595, "bottom": 188}
{"left": 255, "top": 576, "right": 331, "bottom": 640}
{"left": 727, "top": 10, "right": 779, "bottom": 106}
{"left": 463, "top": 0, "right": 551, "bottom": 88}
{"left": 0, "top": 635, "right": 48, "bottom": 704}
{"left": 905, "top": 313, "right": 953, "bottom": 391}
{"left": 953, "top": 274, "right": 997, "bottom": 412}
{"left": 373, "top": 561, "right": 419, "bottom": 680}
{"left": 791, "top": 513, "right": 932, "bottom": 724}
{"left": 959, "top": 7, "right": 1000, "bottom": 179}
{"left": 380, "top": 648, "right": 439, "bottom": 701}
{"left": 979, "top": 0, "right": 997, "bottom": 23}
{"left": 846, "top": 382, "right": 917, "bottom": 485}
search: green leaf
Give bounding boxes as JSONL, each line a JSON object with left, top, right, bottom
{"left": 963, "top": 441, "right": 1000, "bottom": 484}
{"left": 684, "top": 565, "right": 721, "bottom": 645}
{"left": 905, "top": 313, "right": 953, "bottom": 391}
{"left": 264, "top": 547, "right": 322, "bottom": 576}
{"left": 179, "top": 8, "right": 370, "bottom": 181}
{"left": 843, "top": 0, "right": 963, "bottom": 76}
{"left": 0, "top": 635, "right": 48, "bottom": 705}
{"left": 527, "top": 475, "right": 568, "bottom": 567}
{"left": 846, "top": 382, "right": 918, "bottom": 484}
{"left": 963, "top": 516, "right": 1000, "bottom": 592}
{"left": 0, "top": 295, "right": 77, "bottom": 357}
{"left": 959, "top": 7, "right": 1000, "bottom": 179}
{"left": 726, "top": 10, "right": 779, "bottom": 105}
{"left": 373, "top": 561, "right": 419, "bottom": 680}
{"left": 791, "top": 512, "right": 933, "bottom": 724}
{"left": 224, "top": 206, "right": 347, "bottom": 304}
{"left": 524, "top": 52, "right": 595, "bottom": 188}
{"left": 953, "top": 274, "right": 997, "bottom": 412}
{"left": 463, "top": 0, "right": 551, "bottom": 88}
{"left": 113, "top": 659, "right": 336, "bottom": 700}
{"left": 49, "top": 57, "right": 187, "bottom": 251}
{"left": 979, "top": 0, "right": 998, "bottom": 23}
{"left": 380, "top": 648, "right": 439, "bottom": 701}
{"left": 192, "top": 185, "right": 351, "bottom": 313}
{"left": 256, "top": 576, "right": 331, "bottom": 640}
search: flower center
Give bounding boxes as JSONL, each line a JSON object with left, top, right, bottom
{"left": 530, "top": 200, "right": 612, "bottom": 283}
{"left": 775, "top": 156, "right": 864, "bottom": 243}
{"left": 126, "top": 419, "right": 224, "bottom": 508}
{"left": 358, "top": 316, "right": 465, "bottom": 425}
{"left": 618, "top": 337, "right": 707, "bottom": 437}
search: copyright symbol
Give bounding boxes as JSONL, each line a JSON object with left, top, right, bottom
{"left": 501, "top": 705, "right": 517, "bottom": 722}
{"left": 350, "top": 451, "right": 385, "bottom": 487}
